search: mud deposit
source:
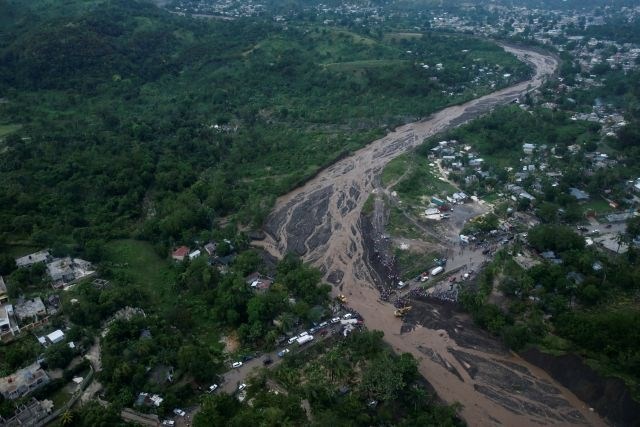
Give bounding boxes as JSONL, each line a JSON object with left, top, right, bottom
{"left": 522, "top": 348, "right": 640, "bottom": 427}
{"left": 405, "top": 298, "right": 591, "bottom": 425}
{"left": 255, "top": 45, "right": 606, "bottom": 426}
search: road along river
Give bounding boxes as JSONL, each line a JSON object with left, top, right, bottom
{"left": 255, "top": 44, "right": 606, "bottom": 426}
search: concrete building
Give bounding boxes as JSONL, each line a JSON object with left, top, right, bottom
{"left": 15, "top": 251, "right": 50, "bottom": 268}
{"left": 14, "top": 298, "right": 46, "bottom": 323}
{"left": 46, "top": 257, "right": 95, "bottom": 289}
{"left": 0, "top": 276, "right": 8, "bottom": 304}
{"left": 569, "top": 187, "right": 590, "bottom": 201}
{"left": 0, "top": 398, "right": 53, "bottom": 426}
{"left": 0, "top": 363, "right": 50, "bottom": 400}
{"left": 0, "top": 304, "right": 20, "bottom": 339}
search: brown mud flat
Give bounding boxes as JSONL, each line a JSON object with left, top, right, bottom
{"left": 402, "top": 297, "right": 596, "bottom": 426}
{"left": 521, "top": 349, "right": 640, "bottom": 427}
{"left": 254, "top": 44, "right": 609, "bottom": 426}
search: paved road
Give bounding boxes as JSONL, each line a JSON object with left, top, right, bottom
{"left": 177, "top": 322, "right": 344, "bottom": 425}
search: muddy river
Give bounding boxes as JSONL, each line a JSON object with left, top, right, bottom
{"left": 256, "top": 45, "right": 607, "bottom": 426}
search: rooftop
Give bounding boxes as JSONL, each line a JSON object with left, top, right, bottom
{"left": 46, "top": 329, "right": 64, "bottom": 344}
{"left": 15, "top": 251, "right": 50, "bottom": 268}
{"left": 0, "top": 363, "right": 49, "bottom": 400}
{"left": 172, "top": 246, "right": 190, "bottom": 258}
{"left": 0, "top": 276, "right": 7, "bottom": 303}
{"left": 14, "top": 298, "right": 46, "bottom": 321}
{"left": 46, "top": 257, "right": 94, "bottom": 286}
{"left": 569, "top": 187, "right": 590, "bottom": 201}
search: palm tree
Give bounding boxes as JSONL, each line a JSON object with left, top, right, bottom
{"left": 61, "top": 409, "right": 74, "bottom": 426}
{"left": 323, "top": 349, "right": 350, "bottom": 383}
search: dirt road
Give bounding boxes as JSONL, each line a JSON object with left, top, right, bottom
{"left": 255, "top": 45, "right": 607, "bottom": 426}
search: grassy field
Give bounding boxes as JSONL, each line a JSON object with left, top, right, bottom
{"left": 323, "top": 59, "right": 408, "bottom": 71}
{"left": 581, "top": 198, "right": 614, "bottom": 215}
{"left": 395, "top": 247, "right": 441, "bottom": 279}
{"left": 0, "top": 124, "right": 21, "bottom": 138}
{"left": 103, "top": 239, "right": 177, "bottom": 308}
{"left": 384, "top": 153, "right": 457, "bottom": 206}
{"left": 102, "top": 239, "right": 224, "bottom": 348}
{"left": 381, "top": 155, "right": 411, "bottom": 187}
{"left": 387, "top": 206, "right": 423, "bottom": 240}
{"left": 384, "top": 32, "right": 423, "bottom": 42}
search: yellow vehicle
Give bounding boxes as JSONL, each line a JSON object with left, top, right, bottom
{"left": 394, "top": 306, "right": 412, "bottom": 317}
{"left": 337, "top": 294, "right": 347, "bottom": 303}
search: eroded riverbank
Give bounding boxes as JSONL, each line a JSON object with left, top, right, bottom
{"left": 254, "top": 44, "right": 608, "bottom": 426}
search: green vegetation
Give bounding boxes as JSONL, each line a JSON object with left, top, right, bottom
{"left": 195, "top": 330, "right": 462, "bottom": 426}
{"left": 387, "top": 206, "right": 423, "bottom": 240}
{"left": 0, "top": 0, "right": 530, "bottom": 253}
{"left": 0, "top": 336, "right": 41, "bottom": 376}
{"left": 362, "top": 193, "right": 375, "bottom": 216}
{"left": 384, "top": 152, "right": 456, "bottom": 206}
{"left": 460, "top": 223, "right": 640, "bottom": 397}
{"left": 395, "top": 247, "right": 440, "bottom": 279}
{"left": 0, "top": 124, "right": 21, "bottom": 138}
{"left": 435, "top": 105, "right": 601, "bottom": 169}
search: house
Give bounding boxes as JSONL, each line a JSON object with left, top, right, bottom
{"left": 523, "top": 143, "right": 536, "bottom": 155}
{"left": 204, "top": 242, "right": 217, "bottom": 256}
{"left": 46, "top": 257, "right": 95, "bottom": 289}
{"left": 46, "top": 329, "right": 64, "bottom": 345}
{"left": 0, "top": 276, "right": 8, "bottom": 304}
{"left": 15, "top": 251, "right": 50, "bottom": 268}
{"left": 452, "top": 192, "right": 468, "bottom": 203}
{"left": 172, "top": 246, "right": 190, "bottom": 262}
{"left": 251, "top": 279, "right": 272, "bottom": 292}
{"left": 0, "top": 304, "right": 19, "bottom": 339}
{"left": 14, "top": 298, "right": 46, "bottom": 323}
{"left": 569, "top": 188, "right": 590, "bottom": 201}
{"left": 136, "top": 392, "right": 164, "bottom": 407}
{"left": 0, "top": 363, "right": 50, "bottom": 400}
{"left": 0, "top": 306, "right": 11, "bottom": 336}
{"left": 0, "top": 397, "right": 52, "bottom": 426}
{"left": 540, "top": 251, "right": 562, "bottom": 264}
{"left": 469, "top": 158, "right": 484, "bottom": 167}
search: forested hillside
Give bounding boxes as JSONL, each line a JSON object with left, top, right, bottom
{"left": 0, "top": 0, "right": 529, "bottom": 256}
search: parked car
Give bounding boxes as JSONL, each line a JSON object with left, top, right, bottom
{"left": 277, "top": 348, "right": 290, "bottom": 357}
{"left": 208, "top": 384, "right": 218, "bottom": 393}
{"left": 231, "top": 361, "right": 243, "bottom": 369}
{"left": 162, "top": 421, "right": 175, "bottom": 426}
{"left": 287, "top": 337, "right": 297, "bottom": 345}
{"left": 238, "top": 383, "right": 247, "bottom": 391}
{"left": 319, "top": 321, "right": 328, "bottom": 328}
{"left": 173, "top": 409, "right": 186, "bottom": 417}
{"left": 342, "top": 313, "right": 353, "bottom": 319}
{"left": 331, "top": 317, "right": 340, "bottom": 324}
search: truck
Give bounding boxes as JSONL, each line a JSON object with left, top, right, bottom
{"left": 340, "top": 318, "right": 358, "bottom": 325}
{"left": 430, "top": 266, "right": 444, "bottom": 276}
{"left": 296, "top": 335, "right": 314, "bottom": 345}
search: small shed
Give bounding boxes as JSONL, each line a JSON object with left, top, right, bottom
{"left": 46, "top": 329, "right": 65, "bottom": 345}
